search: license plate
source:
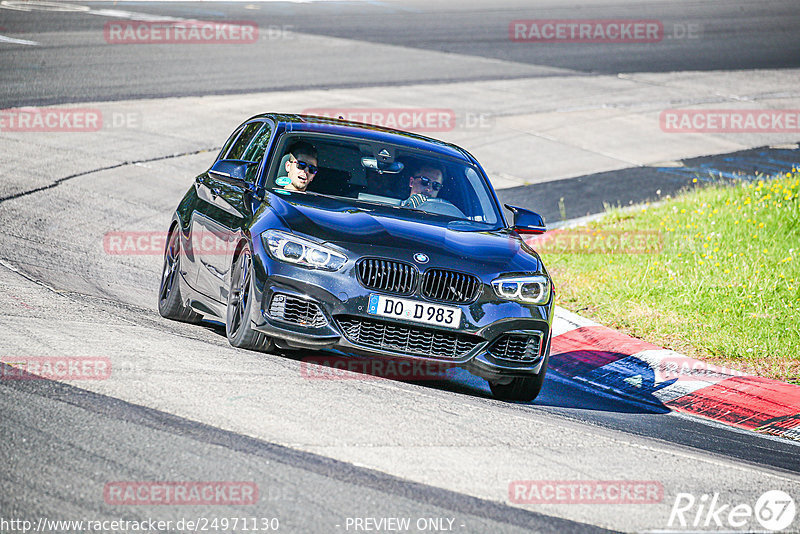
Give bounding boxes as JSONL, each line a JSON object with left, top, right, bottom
{"left": 367, "top": 294, "right": 462, "bottom": 329}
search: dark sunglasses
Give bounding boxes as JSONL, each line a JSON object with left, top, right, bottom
{"left": 294, "top": 159, "right": 318, "bottom": 175}
{"left": 414, "top": 175, "right": 443, "bottom": 191}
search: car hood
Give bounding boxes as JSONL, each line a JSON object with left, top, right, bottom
{"left": 265, "top": 193, "right": 542, "bottom": 274}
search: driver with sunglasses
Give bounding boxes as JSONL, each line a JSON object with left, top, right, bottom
{"left": 401, "top": 164, "right": 444, "bottom": 208}
{"left": 282, "top": 141, "right": 319, "bottom": 192}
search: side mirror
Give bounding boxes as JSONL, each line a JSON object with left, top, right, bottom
{"left": 505, "top": 204, "right": 546, "bottom": 234}
{"left": 209, "top": 159, "right": 251, "bottom": 182}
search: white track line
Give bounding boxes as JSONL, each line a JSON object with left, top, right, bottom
{"left": 0, "top": 34, "right": 39, "bottom": 45}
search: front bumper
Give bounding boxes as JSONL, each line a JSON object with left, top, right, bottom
{"left": 248, "top": 251, "right": 553, "bottom": 381}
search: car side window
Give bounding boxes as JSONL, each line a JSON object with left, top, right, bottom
{"left": 242, "top": 124, "right": 273, "bottom": 183}
{"left": 226, "top": 122, "right": 263, "bottom": 161}
{"left": 241, "top": 123, "right": 273, "bottom": 163}
{"left": 217, "top": 126, "right": 244, "bottom": 162}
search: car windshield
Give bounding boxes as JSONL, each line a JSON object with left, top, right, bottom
{"left": 267, "top": 133, "right": 502, "bottom": 227}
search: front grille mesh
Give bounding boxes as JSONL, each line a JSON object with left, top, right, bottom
{"left": 337, "top": 316, "right": 482, "bottom": 359}
{"left": 269, "top": 294, "right": 327, "bottom": 328}
{"left": 357, "top": 258, "right": 417, "bottom": 294}
{"left": 421, "top": 269, "right": 481, "bottom": 303}
{"left": 488, "top": 334, "right": 542, "bottom": 362}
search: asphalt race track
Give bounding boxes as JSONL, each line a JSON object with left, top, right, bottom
{"left": 1, "top": 0, "right": 800, "bottom": 106}
{"left": 1, "top": 1, "right": 800, "bottom": 533}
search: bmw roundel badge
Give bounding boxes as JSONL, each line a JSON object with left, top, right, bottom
{"left": 413, "top": 253, "right": 429, "bottom": 264}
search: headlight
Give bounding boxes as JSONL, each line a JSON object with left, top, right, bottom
{"left": 262, "top": 230, "right": 347, "bottom": 271}
{"left": 491, "top": 275, "right": 551, "bottom": 305}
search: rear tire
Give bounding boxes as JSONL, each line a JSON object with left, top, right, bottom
{"left": 158, "top": 228, "right": 202, "bottom": 323}
{"left": 226, "top": 245, "right": 274, "bottom": 352}
{"left": 489, "top": 353, "right": 548, "bottom": 402}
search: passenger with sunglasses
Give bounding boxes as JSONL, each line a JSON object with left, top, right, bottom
{"left": 282, "top": 141, "right": 319, "bottom": 192}
{"left": 401, "top": 164, "right": 444, "bottom": 208}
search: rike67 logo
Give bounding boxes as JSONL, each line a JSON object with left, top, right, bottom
{"left": 668, "top": 490, "right": 796, "bottom": 531}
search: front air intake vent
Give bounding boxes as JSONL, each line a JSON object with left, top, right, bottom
{"left": 336, "top": 316, "right": 482, "bottom": 359}
{"left": 268, "top": 293, "right": 327, "bottom": 328}
{"left": 487, "top": 334, "right": 542, "bottom": 363}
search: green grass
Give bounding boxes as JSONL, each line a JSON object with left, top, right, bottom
{"left": 542, "top": 171, "right": 800, "bottom": 384}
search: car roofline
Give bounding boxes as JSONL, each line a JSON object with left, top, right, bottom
{"left": 241, "top": 112, "right": 474, "bottom": 163}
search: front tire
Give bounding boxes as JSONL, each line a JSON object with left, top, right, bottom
{"left": 489, "top": 353, "right": 549, "bottom": 402}
{"left": 158, "top": 228, "right": 202, "bottom": 323}
{"left": 226, "top": 245, "right": 274, "bottom": 352}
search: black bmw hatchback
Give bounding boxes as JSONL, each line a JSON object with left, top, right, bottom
{"left": 159, "top": 113, "right": 554, "bottom": 401}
